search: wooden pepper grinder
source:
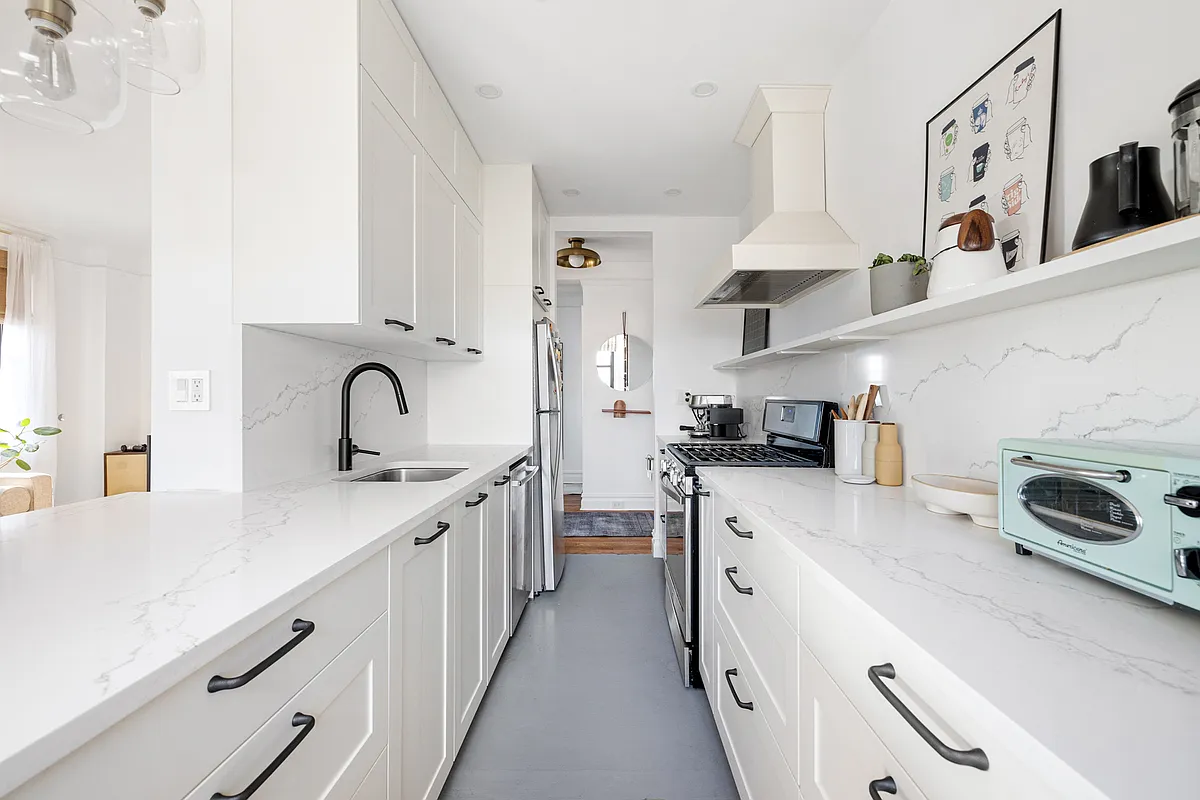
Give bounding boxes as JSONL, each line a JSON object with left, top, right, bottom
{"left": 875, "top": 423, "right": 903, "bottom": 486}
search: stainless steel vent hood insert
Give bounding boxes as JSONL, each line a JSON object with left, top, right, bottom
{"left": 699, "top": 86, "right": 859, "bottom": 309}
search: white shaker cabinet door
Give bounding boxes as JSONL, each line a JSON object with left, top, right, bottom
{"left": 421, "top": 156, "right": 459, "bottom": 347}
{"left": 359, "top": 0, "right": 423, "bottom": 132}
{"left": 455, "top": 206, "right": 484, "bottom": 354}
{"left": 349, "top": 749, "right": 386, "bottom": 799}
{"left": 486, "top": 472, "right": 512, "bottom": 678}
{"left": 799, "top": 644, "right": 928, "bottom": 800}
{"left": 361, "top": 69, "right": 422, "bottom": 337}
{"left": 184, "top": 616, "right": 388, "bottom": 800}
{"left": 390, "top": 516, "right": 455, "bottom": 800}
{"left": 455, "top": 488, "right": 489, "bottom": 749}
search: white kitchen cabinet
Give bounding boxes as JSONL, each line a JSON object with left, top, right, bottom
{"left": 184, "top": 616, "right": 388, "bottom": 800}
{"left": 456, "top": 205, "right": 484, "bottom": 355}
{"left": 699, "top": 489, "right": 716, "bottom": 706}
{"left": 799, "top": 643, "right": 928, "bottom": 800}
{"left": 350, "top": 749, "right": 387, "bottom": 799}
{"left": 362, "top": 71, "right": 422, "bottom": 336}
{"left": 390, "top": 516, "right": 455, "bottom": 800}
{"left": 454, "top": 487, "right": 489, "bottom": 749}
{"left": 423, "top": 157, "right": 460, "bottom": 348}
{"left": 231, "top": 0, "right": 483, "bottom": 362}
{"left": 532, "top": 190, "right": 556, "bottom": 318}
{"left": 487, "top": 471, "right": 513, "bottom": 678}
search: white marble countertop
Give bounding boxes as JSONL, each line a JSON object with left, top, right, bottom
{"left": 697, "top": 467, "right": 1200, "bottom": 800}
{"left": 0, "top": 444, "right": 529, "bottom": 796}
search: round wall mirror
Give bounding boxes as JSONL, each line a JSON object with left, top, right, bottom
{"left": 595, "top": 333, "right": 652, "bottom": 392}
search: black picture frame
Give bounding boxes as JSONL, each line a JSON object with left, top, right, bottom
{"left": 742, "top": 309, "right": 770, "bottom": 355}
{"left": 921, "top": 10, "right": 1061, "bottom": 268}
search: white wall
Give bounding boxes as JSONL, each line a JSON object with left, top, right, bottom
{"left": 150, "top": 0, "right": 244, "bottom": 491}
{"left": 241, "top": 328, "right": 428, "bottom": 489}
{"left": 557, "top": 284, "right": 584, "bottom": 492}
{"left": 733, "top": 0, "right": 1200, "bottom": 485}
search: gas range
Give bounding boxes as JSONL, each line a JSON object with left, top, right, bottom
{"left": 668, "top": 442, "right": 822, "bottom": 470}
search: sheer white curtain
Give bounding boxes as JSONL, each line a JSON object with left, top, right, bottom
{"left": 0, "top": 234, "right": 57, "bottom": 481}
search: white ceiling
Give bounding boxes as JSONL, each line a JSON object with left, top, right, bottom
{"left": 396, "top": 0, "right": 890, "bottom": 217}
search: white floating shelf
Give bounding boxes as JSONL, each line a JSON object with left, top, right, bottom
{"left": 714, "top": 216, "right": 1200, "bottom": 370}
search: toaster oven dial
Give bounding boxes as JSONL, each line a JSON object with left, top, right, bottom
{"left": 1165, "top": 486, "right": 1200, "bottom": 518}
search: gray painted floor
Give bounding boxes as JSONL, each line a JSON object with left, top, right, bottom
{"left": 440, "top": 555, "right": 738, "bottom": 800}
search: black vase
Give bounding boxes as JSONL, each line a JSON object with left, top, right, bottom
{"left": 1072, "top": 142, "right": 1175, "bottom": 251}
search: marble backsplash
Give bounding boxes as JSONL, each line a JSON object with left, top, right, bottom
{"left": 735, "top": 267, "right": 1200, "bottom": 485}
{"left": 241, "top": 327, "right": 428, "bottom": 489}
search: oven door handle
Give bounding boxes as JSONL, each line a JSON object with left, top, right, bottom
{"left": 659, "top": 472, "right": 686, "bottom": 504}
{"left": 1009, "top": 456, "right": 1131, "bottom": 483}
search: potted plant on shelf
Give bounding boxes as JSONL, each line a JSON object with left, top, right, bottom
{"left": 869, "top": 252, "right": 930, "bottom": 315}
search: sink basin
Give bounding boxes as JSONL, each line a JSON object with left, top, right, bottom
{"left": 344, "top": 466, "right": 468, "bottom": 483}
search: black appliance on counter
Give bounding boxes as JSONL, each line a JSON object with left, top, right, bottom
{"left": 1072, "top": 141, "right": 1176, "bottom": 251}
{"left": 659, "top": 398, "right": 838, "bottom": 687}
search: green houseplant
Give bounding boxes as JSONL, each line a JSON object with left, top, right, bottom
{"left": 869, "top": 252, "right": 931, "bottom": 315}
{"left": 0, "top": 419, "right": 62, "bottom": 471}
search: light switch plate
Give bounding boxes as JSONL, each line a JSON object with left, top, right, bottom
{"left": 169, "top": 370, "right": 211, "bottom": 411}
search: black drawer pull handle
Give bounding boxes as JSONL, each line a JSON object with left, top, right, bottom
{"left": 724, "top": 668, "right": 753, "bottom": 711}
{"left": 725, "top": 516, "right": 753, "bottom": 539}
{"left": 211, "top": 712, "right": 315, "bottom": 800}
{"left": 660, "top": 514, "right": 667, "bottom": 524}
{"left": 534, "top": 286, "right": 545, "bottom": 295}
{"left": 416, "top": 521, "right": 451, "bottom": 546}
{"left": 868, "top": 663, "right": 989, "bottom": 771}
{"left": 436, "top": 337, "right": 456, "bottom": 346}
{"left": 384, "top": 318, "right": 414, "bottom": 331}
{"left": 868, "top": 777, "right": 897, "bottom": 799}
{"left": 466, "top": 348, "right": 483, "bottom": 355}
{"left": 724, "top": 566, "right": 753, "bottom": 595}
{"left": 207, "top": 619, "right": 315, "bottom": 693}
{"left": 544, "top": 299, "right": 552, "bottom": 307}
{"left": 466, "top": 492, "right": 488, "bottom": 508}
{"left": 494, "top": 476, "right": 511, "bottom": 486}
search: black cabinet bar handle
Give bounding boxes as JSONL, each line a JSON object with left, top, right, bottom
{"left": 724, "top": 669, "right": 753, "bottom": 711}
{"left": 436, "top": 337, "right": 456, "bottom": 346}
{"left": 545, "top": 299, "right": 552, "bottom": 307}
{"left": 384, "top": 319, "right": 414, "bottom": 331}
{"left": 660, "top": 514, "right": 667, "bottom": 524}
{"left": 868, "top": 663, "right": 989, "bottom": 770}
{"left": 494, "top": 476, "right": 511, "bottom": 486}
{"left": 724, "top": 566, "right": 753, "bottom": 595}
{"left": 466, "top": 348, "right": 483, "bottom": 355}
{"left": 725, "top": 516, "right": 753, "bottom": 539}
{"left": 211, "top": 713, "right": 315, "bottom": 800}
{"left": 534, "top": 286, "right": 545, "bottom": 295}
{"left": 207, "top": 620, "right": 315, "bottom": 693}
{"left": 868, "top": 777, "right": 897, "bottom": 799}
{"left": 416, "top": 521, "right": 451, "bottom": 546}
{"left": 466, "top": 493, "right": 488, "bottom": 508}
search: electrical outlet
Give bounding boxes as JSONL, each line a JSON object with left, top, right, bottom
{"left": 169, "top": 370, "right": 211, "bottom": 411}
{"left": 611, "top": 500, "right": 625, "bottom": 509}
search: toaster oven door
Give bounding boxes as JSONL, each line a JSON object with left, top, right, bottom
{"left": 1002, "top": 452, "right": 1174, "bottom": 591}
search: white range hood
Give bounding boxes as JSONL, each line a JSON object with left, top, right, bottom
{"left": 699, "top": 86, "right": 859, "bottom": 309}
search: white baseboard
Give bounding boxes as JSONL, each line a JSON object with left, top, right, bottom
{"left": 564, "top": 469, "right": 583, "bottom": 484}
{"left": 580, "top": 493, "right": 655, "bottom": 512}
{"left": 564, "top": 482, "right": 583, "bottom": 494}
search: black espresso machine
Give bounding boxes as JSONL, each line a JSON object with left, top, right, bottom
{"left": 680, "top": 394, "right": 745, "bottom": 440}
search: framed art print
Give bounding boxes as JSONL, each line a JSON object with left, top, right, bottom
{"left": 922, "top": 10, "right": 1061, "bottom": 270}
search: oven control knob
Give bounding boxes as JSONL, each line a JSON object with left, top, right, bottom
{"left": 1165, "top": 486, "right": 1200, "bottom": 518}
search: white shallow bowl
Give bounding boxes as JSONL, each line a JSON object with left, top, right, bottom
{"left": 912, "top": 474, "right": 999, "bottom": 528}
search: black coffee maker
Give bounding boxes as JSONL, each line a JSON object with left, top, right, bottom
{"left": 1072, "top": 142, "right": 1176, "bottom": 251}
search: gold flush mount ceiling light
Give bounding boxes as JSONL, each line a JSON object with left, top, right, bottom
{"left": 556, "top": 237, "right": 602, "bottom": 269}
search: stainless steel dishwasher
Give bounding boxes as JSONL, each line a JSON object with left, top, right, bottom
{"left": 509, "top": 459, "right": 540, "bottom": 634}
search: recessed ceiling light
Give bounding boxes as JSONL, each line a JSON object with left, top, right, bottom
{"left": 562, "top": 188, "right": 581, "bottom": 197}
{"left": 664, "top": 188, "right": 683, "bottom": 197}
{"left": 692, "top": 82, "right": 718, "bottom": 98}
{"left": 475, "top": 84, "right": 503, "bottom": 99}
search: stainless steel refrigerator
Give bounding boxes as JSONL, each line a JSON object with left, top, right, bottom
{"left": 533, "top": 317, "right": 566, "bottom": 592}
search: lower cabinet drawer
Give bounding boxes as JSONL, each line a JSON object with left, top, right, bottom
{"left": 799, "top": 643, "right": 928, "bottom": 800}
{"left": 800, "top": 563, "right": 1102, "bottom": 800}
{"left": 350, "top": 748, "right": 387, "bottom": 799}
{"left": 714, "top": 620, "right": 799, "bottom": 800}
{"left": 715, "top": 535, "right": 800, "bottom": 779}
{"left": 715, "top": 493, "right": 800, "bottom": 631}
{"left": 11, "top": 551, "right": 388, "bottom": 800}
{"left": 186, "top": 614, "right": 388, "bottom": 800}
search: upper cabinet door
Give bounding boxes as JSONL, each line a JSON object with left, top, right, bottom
{"left": 360, "top": 0, "right": 423, "bottom": 132}
{"left": 423, "top": 75, "right": 458, "bottom": 182}
{"left": 422, "top": 157, "right": 459, "bottom": 344}
{"left": 454, "top": 130, "right": 483, "bottom": 218}
{"left": 455, "top": 208, "right": 484, "bottom": 354}
{"left": 361, "top": 70, "right": 422, "bottom": 335}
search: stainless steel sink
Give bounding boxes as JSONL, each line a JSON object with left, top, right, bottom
{"left": 349, "top": 466, "right": 467, "bottom": 483}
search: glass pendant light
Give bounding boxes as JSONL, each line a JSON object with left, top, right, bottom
{"left": 0, "top": 0, "right": 126, "bottom": 134}
{"left": 119, "top": 0, "right": 205, "bottom": 95}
